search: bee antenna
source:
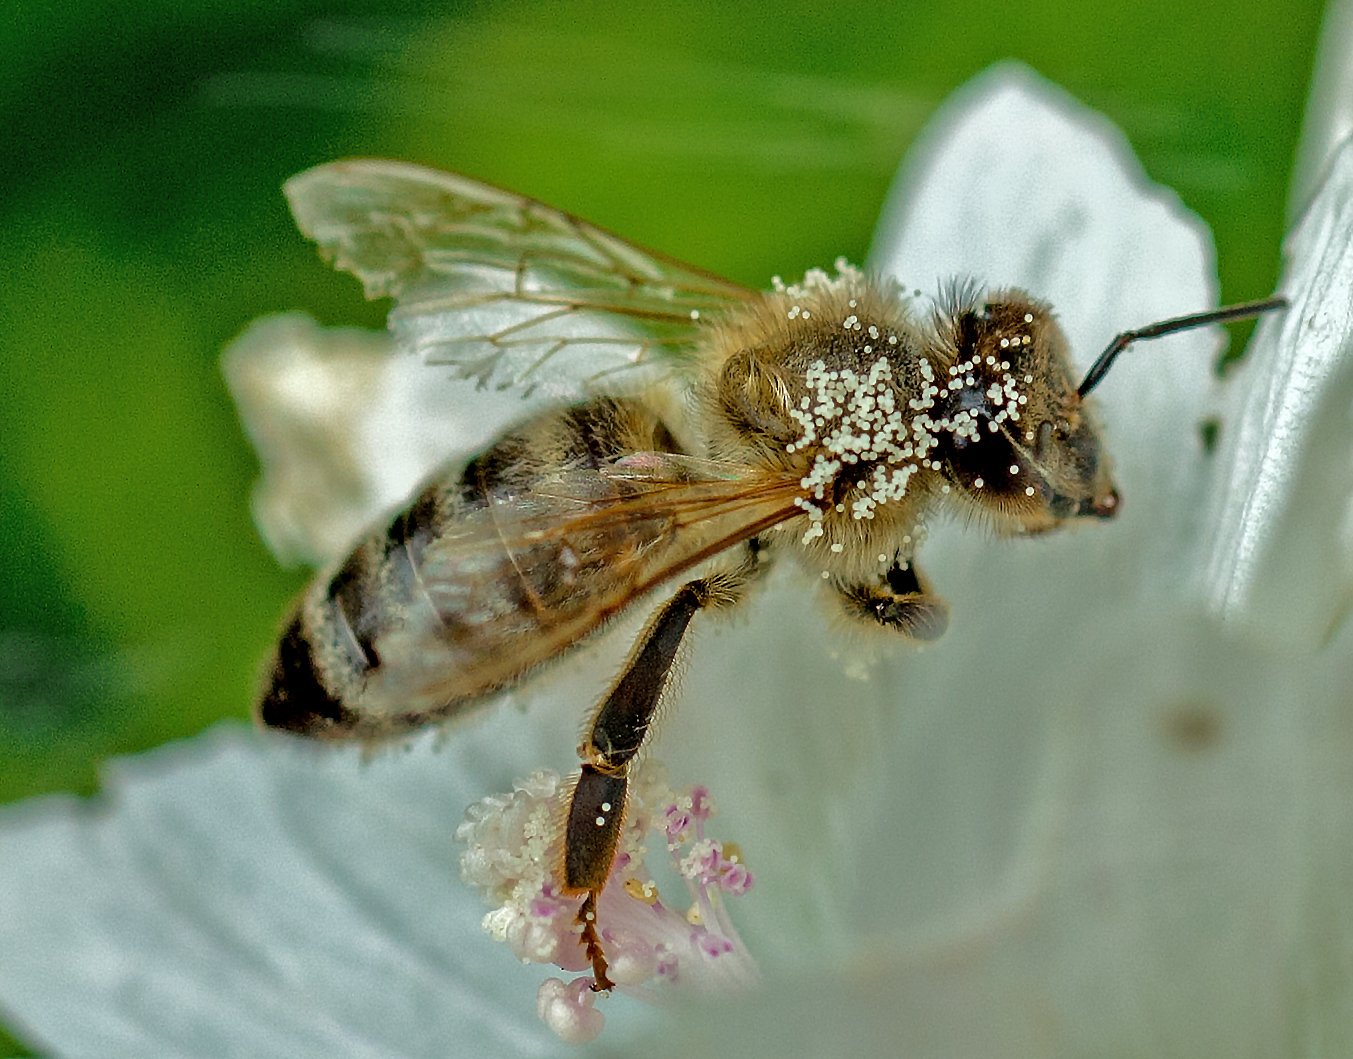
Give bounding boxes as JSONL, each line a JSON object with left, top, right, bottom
{"left": 1076, "top": 295, "right": 1289, "bottom": 398}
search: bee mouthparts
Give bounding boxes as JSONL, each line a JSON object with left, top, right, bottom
{"left": 1086, "top": 488, "right": 1120, "bottom": 519}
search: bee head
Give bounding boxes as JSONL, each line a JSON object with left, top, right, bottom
{"left": 929, "top": 291, "right": 1119, "bottom": 535}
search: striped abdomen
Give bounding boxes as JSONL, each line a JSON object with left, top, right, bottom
{"left": 257, "top": 397, "right": 686, "bottom": 740}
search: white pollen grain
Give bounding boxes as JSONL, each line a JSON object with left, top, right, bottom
{"left": 1023, "top": 313, "right": 1033, "bottom": 323}
{"left": 974, "top": 477, "right": 985, "bottom": 488}
{"left": 1010, "top": 464, "right": 1019, "bottom": 474}
{"left": 1025, "top": 486, "right": 1036, "bottom": 496}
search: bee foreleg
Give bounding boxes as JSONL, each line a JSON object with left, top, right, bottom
{"left": 561, "top": 545, "right": 767, "bottom": 990}
{"left": 833, "top": 559, "right": 949, "bottom": 641}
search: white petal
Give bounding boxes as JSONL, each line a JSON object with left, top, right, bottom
{"left": 0, "top": 703, "right": 632, "bottom": 1057}
{"left": 661, "top": 604, "right": 1353, "bottom": 1056}
{"left": 1200, "top": 134, "right": 1353, "bottom": 647}
{"left": 223, "top": 313, "right": 527, "bottom": 567}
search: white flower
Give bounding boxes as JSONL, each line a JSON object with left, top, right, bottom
{"left": 2, "top": 58, "right": 1351, "bottom": 1057}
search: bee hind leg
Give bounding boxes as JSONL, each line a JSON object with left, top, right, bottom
{"left": 561, "top": 540, "right": 770, "bottom": 990}
{"left": 834, "top": 560, "right": 949, "bottom": 642}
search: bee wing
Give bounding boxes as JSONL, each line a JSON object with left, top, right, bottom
{"left": 284, "top": 159, "right": 757, "bottom": 397}
{"left": 364, "top": 463, "right": 805, "bottom": 724}
{"left": 431, "top": 458, "right": 802, "bottom": 598}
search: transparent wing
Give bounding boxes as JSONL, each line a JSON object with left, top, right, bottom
{"left": 284, "top": 159, "right": 757, "bottom": 397}
{"left": 433, "top": 456, "right": 802, "bottom": 586}
{"left": 364, "top": 460, "right": 806, "bottom": 720}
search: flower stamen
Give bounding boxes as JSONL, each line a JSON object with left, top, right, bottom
{"left": 456, "top": 762, "right": 758, "bottom": 1043}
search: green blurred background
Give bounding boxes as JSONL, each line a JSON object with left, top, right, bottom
{"left": 0, "top": 0, "right": 1326, "bottom": 1050}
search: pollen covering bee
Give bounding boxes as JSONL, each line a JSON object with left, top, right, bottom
{"left": 252, "top": 159, "right": 1284, "bottom": 990}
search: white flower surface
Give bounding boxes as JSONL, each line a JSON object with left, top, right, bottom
{"left": 1202, "top": 139, "right": 1353, "bottom": 648}
{"left": 222, "top": 313, "right": 529, "bottom": 568}
{"left": 2, "top": 60, "right": 1351, "bottom": 1058}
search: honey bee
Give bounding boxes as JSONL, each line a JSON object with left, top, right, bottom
{"left": 252, "top": 159, "right": 1284, "bottom": 990}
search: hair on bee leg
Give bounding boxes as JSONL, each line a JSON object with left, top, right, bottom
{"left": 832, "top": 559, "right": 950, "bottom": 642}
{"left": 702, "top": 535, "right": 775, "bottom": 610}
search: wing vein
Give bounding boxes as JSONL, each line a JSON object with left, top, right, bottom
{"left": 285, "top": 158, "right": 758, "bottom": 397}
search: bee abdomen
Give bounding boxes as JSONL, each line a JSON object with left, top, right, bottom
{"left": 257, "top": 396, "right": 688, "bottom": 741}
{"left": 259, "top": 496, "right": 440, "bottom": 737}
{"left": 257, "top": 611, "right": 358, "bottom": 736}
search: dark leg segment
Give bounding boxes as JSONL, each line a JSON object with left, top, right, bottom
{"left": 585, "top": 583, "right": 704, "bottom": 767}
{"left": 835, "top": 560, "right": 949, "bottom": 641}
{"left": 563, "top": 766, "right": 629, "bottom": 894}
{"left": 561, "top": 540, "right": 770, "bottom": 990}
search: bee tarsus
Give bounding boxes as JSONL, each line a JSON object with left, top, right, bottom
{"left": 575, "top": 890, "right": 615, "bottom": 993}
